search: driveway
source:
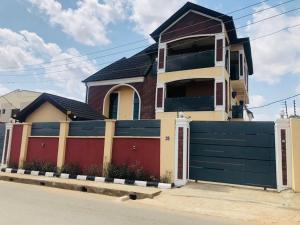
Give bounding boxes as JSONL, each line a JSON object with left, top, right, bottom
{"left": 138, "top": 182, "right": 300, "bottom": 225}
{"left": 0, "top": 181, "right": 259, "bottom": 225}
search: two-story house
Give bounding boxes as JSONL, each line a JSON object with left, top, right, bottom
{"left": 83, "top": 2, "right": 253, "bottom": 121}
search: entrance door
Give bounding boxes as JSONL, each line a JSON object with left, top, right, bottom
{"left": 109, "top": 93, "right": 119, "bottom": 119}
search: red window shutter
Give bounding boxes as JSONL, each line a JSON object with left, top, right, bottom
{"left": 158, "top": 49, "right": 165, "bottom": 69}
{"left": 156, "top": 88, "right": 163, "bottom": 108}
{"left": 216, "top": 39, "right": 223, "bottom": 61}
{"left": 216, "top": 82, "right": 223, "bottom": 106}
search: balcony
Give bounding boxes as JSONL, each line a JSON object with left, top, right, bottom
{"left": 165, "top": 50, "right": 215, "bottom": 73}
{"left": 164, "top": 96, "right": 214, "bottom": 112}
{"left": 232, "top": 105, "right": 244, "bottom": 119}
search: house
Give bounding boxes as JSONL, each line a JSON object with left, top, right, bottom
{"left": 0, "top": 89, "right": 41, "bottom": 123}
{"left": 84, "top": 2, "right": 253, "bottom": 121}
{"left": 16, "top": 93, "right": 103, "bottom": 123}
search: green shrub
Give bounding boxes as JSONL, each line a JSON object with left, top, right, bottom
{"left": 86, "top": 164, "right": 103, "bottom": 177}
{"left": 104, "top": 163, "right": 157, "bottom": 181}
{"left": 23, "top": 161, "right": 56, "bottom": 172}
{"left": 7, "top": 162, "right": 18, "bottom": 169}
{"left": 60, "top": 163, "right": 82, "bottom": 176}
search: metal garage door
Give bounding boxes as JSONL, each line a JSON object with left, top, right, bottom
{"left": 189, "top": 121, "right": 277, "bottom": 188}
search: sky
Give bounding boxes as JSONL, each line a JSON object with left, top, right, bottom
{"left": 0, "top": 0, "right": 299, "bottom": 121}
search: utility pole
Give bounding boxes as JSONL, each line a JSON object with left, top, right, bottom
{"left": 294, "top": 100, "right": 297, "bottom": 116}
{"left": 284, "top": 100, "right": 288, "bottom": 118}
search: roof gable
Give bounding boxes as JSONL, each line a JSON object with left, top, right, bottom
{"left": 160, "top": 11, "right": 222, "bottom": 43}
{"left": 17, "top": 93, "right": 103, "bottom": 122}
{"left": 150, "top": 2, "right": 237, "bottom": 42}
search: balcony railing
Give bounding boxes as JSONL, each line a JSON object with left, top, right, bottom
{"left": 166, "top": 50, "right": 215, "bottom": 72}
{"left": 232, "top": 105, "right": 244, "bottom": 119}
{"left": 164, "top": 96, "right": 214, "bottom": 112}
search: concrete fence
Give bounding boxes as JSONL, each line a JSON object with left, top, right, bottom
{"left": 1, "top": 119, "right": 177, "bottom": 181}
{"left": 1, "top": 118, "right": 300, "bottom": 191}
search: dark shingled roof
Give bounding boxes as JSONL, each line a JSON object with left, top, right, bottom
{"left": 83, "top": 44, "right": 158, "bottom": 83}
{"left": 17, "top": 93, "right": 103, "bottom": 122}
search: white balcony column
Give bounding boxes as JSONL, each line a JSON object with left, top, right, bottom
{"left": 275, "top": 119, "right": 292, "bottom": 192}
{"left": 1, "top": 123, "right": 13, "bottom": 167}
{"left": 174, "top": 115, "right": 190, "bottom": 186}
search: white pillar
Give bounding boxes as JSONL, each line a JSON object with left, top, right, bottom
{"left": 275, "top": 119, "right": 292, "bottom": 192}
{"left": 1, "top": 123, "right": 13, "bottom": 167}
{"left": 174, "top": 115, "right": 190, "bottom": 186}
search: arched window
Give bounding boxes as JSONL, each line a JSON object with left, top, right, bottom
{"left": 133, "top": 92, "right": 140, "bottom": 120}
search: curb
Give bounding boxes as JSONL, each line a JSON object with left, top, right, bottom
{"left": 1, "top": 168, "right": 174, "bottom": 189}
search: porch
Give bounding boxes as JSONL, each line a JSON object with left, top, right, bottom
{"left": 164, "top": 79, "right": 215, "bottom": 112}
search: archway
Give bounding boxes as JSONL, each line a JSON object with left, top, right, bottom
{"left": 103, "top": 84, "right": 141, "bottom": 120}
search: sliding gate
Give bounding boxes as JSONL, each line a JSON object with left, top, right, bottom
{"left": 189, "top": 121, "right": 277, "bottom": 188}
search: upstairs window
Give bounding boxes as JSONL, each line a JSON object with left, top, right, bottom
{"left": 133, "top": 93, "right": 140, "bottom": 120}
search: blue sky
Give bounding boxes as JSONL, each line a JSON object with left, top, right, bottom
{"left": 0, "top": 0, "right": 299, "bottom": 120}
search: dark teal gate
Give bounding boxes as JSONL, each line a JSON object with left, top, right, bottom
{"left": 189, "top": 121, "right": 277, "bottom": 188}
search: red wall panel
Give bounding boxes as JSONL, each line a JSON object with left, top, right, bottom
{"left": 26, "top": 137, "right": 59, "bottom": 165}
{"left": 112, "top": 138, "right": 160, "bottom": 178}
{"left": 65, "top": 138, "right": 104, "bottom": 173}
{"left": 9, "top": 124, "right": 23, "bottom": 167}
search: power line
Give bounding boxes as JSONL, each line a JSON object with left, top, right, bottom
{"left": 1, "top": 5, "right": 299, "bottom": 80}
{"left": 249, "top": 93, "right": 300, "bottom": 110}
{"left": 2, "top": 22, "right": 300, "bottom": 85}
{"left": 0, "top": 0, "right": 285, "bottom": 72}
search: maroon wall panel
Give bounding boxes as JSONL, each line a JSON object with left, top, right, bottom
{"left": 9, "top": 124, "right": 23, "bottom": 167}
{"left": 156, "top": 88, "right": 163, "bottom": 108}
{"left": 112, "top": 138, "right": 160, "bottom": 178}
{"left": 158, "top": 49, "right": 165, "bottom": 69}
{"left": 26, "top": 137, "right": 59, "bottom": 165}
{"left": 216, "top": 82, "right": 223, "bottom": 106}
{"left": 177, "top": 128, "right": 183, "bottom": 179}
{"left": 216, "top": 39, "right": 223, "bottom": 61}
{"left": 65, "top": 138, "right": 104, "bottom": 173}
{"left": 88, "top": 75, "right": 157, "bottom": 119}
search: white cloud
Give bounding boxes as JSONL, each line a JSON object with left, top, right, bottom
{"left": 28, "top": 0, "right": 128, "bottom": 46}
{"left": 249, "top": 94, "right": 266, "bottom": 108}
{"left": 0, "top": 84, "right": 10, "bottom": 96}
{"left": 0, "top": 28, "right": 96, "bottom": 100}
{"left": 246, "top": 3, "right": 300, "bottom": 84}
{"left": 127, "top": 0, "right": 195, "bottom": 36}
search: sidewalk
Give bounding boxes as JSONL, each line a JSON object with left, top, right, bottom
{"left": 0, "top": 172, "right": 161, "bottom": 199}
{"left": 138, "top": 182, "right": 300, "bottom": 225}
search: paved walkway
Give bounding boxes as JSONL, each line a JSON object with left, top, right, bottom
{"left": 0, "top": 172, "right": 161, "bottom": 199}
{"left": 138, "top": 182, "right": 300, "bottom": 225}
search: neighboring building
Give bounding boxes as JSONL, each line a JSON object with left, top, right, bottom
{"left": 17, "top": 93, "right": 103, "bottom": 123}
{"left": 0, "top": 89, "right": 41, "bottom": 123}
{"left": 83, "top": 2, "right": 253, "bottom": 121}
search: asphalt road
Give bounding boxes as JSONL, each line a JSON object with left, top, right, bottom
{"left": 0, "top": 181, "right": 259, "bottom": 225}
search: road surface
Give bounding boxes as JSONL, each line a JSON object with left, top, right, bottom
{"left": 0, "top": 181, "right": 259, "bottom": 225}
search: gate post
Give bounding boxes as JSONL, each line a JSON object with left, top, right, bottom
{"left": 1, "top": 123, "right": 13, "bottom": 167}
{"left": 175, "top": 114, "right": 190, "bottom": 186}
{"left": 275, "top": 119, "right": 292, "bottom": 191}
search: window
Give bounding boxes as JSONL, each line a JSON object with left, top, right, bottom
{"left": 230, "top": 51, "right": 239, "bottom": 80}
{"left": 109, "top": 93, "right": 118, "bottom": 119}
{"left": 2, "top": 109, "right": 5, "bottom": 114}
{"left": 133, "top": 93, "right": 140, "bottom": 120}
{"left": 240, "top": 53, "right": 244, "bottom": 76}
